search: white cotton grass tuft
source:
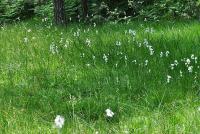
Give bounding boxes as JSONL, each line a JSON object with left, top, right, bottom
{"left": 27, "top": 29, "right": 31, "bottom": 33}
{"left": 165, "top": 51, "right": 170, "bottom": 57}
{"left": 191, "top": 54, "right": 195, "bottom": 59}
{"left": 24, "top": 37, "right": 28, "bottom": 43}
{"left": 128, "top": 29, "right": 136, "bottom": 36}
{"left": 54, "top": 115, "right": 65, "bottom": 129}
{"left": 148, "top": 46, "right": 154, "bottom": 55}
{"left": 170, "top": 64, "right": 175, "bottom": 70}
{"left": 50, "top": 42, "right": 59, "bottom": 54}
{"left": 103, "top": 54, "right": 108, "bottom": 63}
{"left": 188, "top": 66, "right": 193, "bottom": 73}
{"left": 85, "top": 38, "right": 91, "bottom": 47}
{"left": 144, "top": 60, "right": 148, "bottom": 66}
{"left": 167, "top": 75, "right": 172, "bottom": 83}
{"left": 160, "top": 52, "right": 163, "bottom": 57}
{"left": 116, "top": 41, "right": 122, "bottom": 46}
{"left": 105, "top": 108, "right": 114, "bottom": 118}
{"left": 180, "top": 70, "right": 183, "bottom": 77}
{"left": 185, "top": 59, "right": 191, "bottom": 66}
{"left": 174, "top": 60, "right": 178, "bottom": 66}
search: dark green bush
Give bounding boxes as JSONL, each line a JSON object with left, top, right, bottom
{"left": 0, "top": 0, "right": 35, "bottom": 23}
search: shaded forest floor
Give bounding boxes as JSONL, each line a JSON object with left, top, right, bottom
{"left": 1, "top": 19, "right": 200, "bottom": 133}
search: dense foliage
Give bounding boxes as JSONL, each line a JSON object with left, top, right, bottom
{"left": 0, "top": 0, "right": 35, "bottom": 23}
{"left": 0, "top": 0, "right": 200, "bottom": 23}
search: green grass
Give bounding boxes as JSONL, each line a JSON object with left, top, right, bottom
{"left": 1, "top": 19, "right": 200, "bottom": 133}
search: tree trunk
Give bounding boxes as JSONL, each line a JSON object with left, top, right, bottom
{"left": 81, "top": 0, "right": 88, "bottom": 19}
{"left": 53, "top": 0, "right": 66, "bottom": 25}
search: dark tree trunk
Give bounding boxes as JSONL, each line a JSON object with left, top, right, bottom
{"left": 81, "top": 0, "right": 88, "bottom": 19}
{"left": 53, "top": 0, "right": 66, "bottom": 25}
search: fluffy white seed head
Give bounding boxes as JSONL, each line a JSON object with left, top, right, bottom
{"left": 54, "top": 115, "right": 65, "bottom": 129}
{"left": 105, "top": 109, "right": 114, "bottom": 117}
{"left": 167, "top": 75, "right": 172, "bottom": 83}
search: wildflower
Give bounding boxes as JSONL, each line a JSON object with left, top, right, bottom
{"left": 148, "top": 69, "right": 151, "bottom": 73}
{"left": 143, "top": 39, "right": 149, "bottom": 46}
{"left": 81, "top": 53, "right": 85, "bottom": 58}
{"left": 180, "top": 70, "right": 183, "bottom": 77}
{"left": 160, "top": 52, "right": 163, "bottom": 57}
{"left": 145, "top": 27, "right": 149, "bottom": 33}
{"left": 86, "top": 64, "right": 91, "bottom": 67}
{"left": 42, "top": 18, "right": 44, "bottom": 22}
{"left": 138, "top": 42, "right": 142, "bottom": 47}
{"left": 145, "top": 27, "right": 154, "bottom": 33}
{"left": 191, "top": 54, "right": 195, "bottom": 59}
{"left": 74, "top": 29, "right": 80, "bottom": 37}
{"left": 27, "top": 29, "right": 31, "bottom": 33}
{"left": 93, "top": 23, "right": 96, "bottom": 27}
{"left": 128, "top": 29, "right": 136, "bottom": 36}
{"left": 170, "top": 64, "right": 175, "bottom": 70}
{"left": 73, "top": 32, "right": 76, "bottom": 37}
{"left": 167, "top": 75, "right": 172, "bottom": 83}
{"left": 116, "top": 41, "right": 122, "bottom": 46}
{"left": 54, "top": 115, "right": 65, "bottom": 129}
{"left": 42, "top": 18, "right": 48, "bottom": 22}
{"left": 50, "top": 43, "right": 59, "bottom": 54}
{"left": 174, "top": 60, "right": 178, "bottom": 66}
{"left": 132, "top": 60, "right": 137, "bottom": 64}
{"left": 148, "top": 46, "right": 154, "bottom": 55}
{"left": 188, "top": 66, "right": 193, "bottom": 73}
{"left": 115, "top": 63, "right": 118, "bottom": 68}
{"left": 186, "top": 59, "right": 190, "bottom": 64}
{"left": 85, "top": 38, "right": 91, "bottom": 47}
{"left": 59, "top": 38, "right": 63, "bottom": 43}
{"left": 125, "top": 55, "right": 128, "bottom": 61}
{"left": 105, "top": 109, "right": 114, "bottom": 117}
{"left": 195, "top": 57, "right": 198, "bottom": 64}
{"left": 24, "top": 37, "right": 28, "bottom": 43}
{"left": 124, "top": 130, "right": 129, "bottom": 134}
{"left": 165, "top": 51, "right": 170, "bottom": 57}
{"left": 185, "top": 59, "right": 191, "bottom": 66}
{"left": 145, "top": 60, "right": 148, "bottom": 66}
{"left": 103, "top": 54, "right": 108, "bottom": 63}
{"left": 64, "top": 40, "right": 70, "bottom": 48}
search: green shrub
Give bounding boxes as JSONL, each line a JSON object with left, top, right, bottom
{"left": 0, "top": 0, "right": 35, "bottom": 23}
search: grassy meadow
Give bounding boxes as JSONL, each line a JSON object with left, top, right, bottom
{"left": 1, "top": 19, "right": 200, "bottom": 133}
